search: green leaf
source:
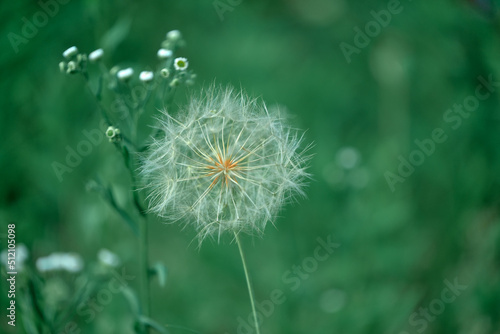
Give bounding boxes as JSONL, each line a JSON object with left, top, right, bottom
{"left": 121, "top": 286, "right": 141, "bottom": 317}
{"left": 87, "top": 177, "right": 139, "bottom": 236}
{"left": 100, "top": 17, "right": 132, "bottom": 52}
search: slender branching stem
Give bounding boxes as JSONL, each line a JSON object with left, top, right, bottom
{"left": 234, "top": 232, "right": 261, "bottom": 334}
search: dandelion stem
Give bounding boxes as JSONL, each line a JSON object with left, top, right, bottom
{"left": 234, "top": 232, "right": 261, "bottom": 334}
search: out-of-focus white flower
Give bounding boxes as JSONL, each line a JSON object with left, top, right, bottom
{"left": 319, "top": 289, "right": 347, "bottom": 313}
{"left": 117, "top": 68, "right": 134, "bottom": 81}
{"left": 89, "top": 48, "right": 104, "bottom": 62}
{"left": 166, "top": 30, "right": 181, "bottom": 41}
{"left": 140, "top": 85, "right": 311, "bottom": 244}
{"left": 97, "top": 249, "right": 120, "bottom": 267}
{"left": 63, "top": 46, "right": 78, "bottom": 59}
{"left": 140, "top": 71, "right": 154, "bottom": 82}
{"left": 1, "top": 244, "right": 29, "bottom": 271}
{"left": 157, "top": 48, "right": 173, "bottom": 59}
{"left": 174, "top": 57, "right": 188, "bottom": 71}
{"left": 36, "top": 253, "right": 83, "bottom": 273}
{"left": 336, "top": 147, "right": 360, "bottom": 169}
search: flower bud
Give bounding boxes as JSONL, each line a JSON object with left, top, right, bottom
{"left": 166, "top": 30, "right": 181, "bottom": 41}
{"left": 117, "top": 68, "right": 134, "bottom": 81}
{"left": 157, "top": 48, "right": 173, "bottom": 59}
{"left": 170, "top": 78, "right": 179, "bottom": 87}
{"left": 63, "top": 46, "right": 78, "bottom": 59}
{"left": 66, "top": 61, "right": 77, "bottom": 74}
{"left": 160, "top": 68, "right": 170, "bottom": 78}
{"left": 140, "top": 71, "right": 154, "bottom": 82}
{"left": 106, "top": 126, "right": 121, "bottom": 142}
{"left": 89, "top": 48, "right": 104, "bottom": 62}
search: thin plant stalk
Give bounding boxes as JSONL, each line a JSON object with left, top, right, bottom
{"left": 140, "top": 215, "right": 150, "bottom": 332}
{"left": 234, "top": 232, "right": 261, "bottom": 334}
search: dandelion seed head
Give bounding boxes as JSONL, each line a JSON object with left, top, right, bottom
{"left": 140, "top": 85, "right": 311, "bottom": 244}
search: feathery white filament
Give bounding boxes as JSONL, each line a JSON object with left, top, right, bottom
{"left": 140, "top": 86, "right": 310, "bottom": 243}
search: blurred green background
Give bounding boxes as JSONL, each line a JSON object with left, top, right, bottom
{"left": 1, "top": 0, "right": 500, "bottom": 333}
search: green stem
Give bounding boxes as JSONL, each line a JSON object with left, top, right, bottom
{"left": 234, "top": 233, "right": 261, "bottom": 334}
{"left": 140, "top": 215, "right": 150, "bottom": 333}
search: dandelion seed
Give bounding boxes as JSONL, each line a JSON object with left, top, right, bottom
{"left": 174, "top": 57, "right": 188, "bottom": 71}
{"left": 140, "top": 85, "right": 310, "bottom": 244}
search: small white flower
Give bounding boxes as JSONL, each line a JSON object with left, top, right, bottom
{"left": 36, "top": 253, "right": 83, "bottom": 273}
{"left": 117, "top": 67, "right": 134, "bottom": 81}
{"left": 174, "top": 57, "right": 188, "bottom": 71}
{"left": 59, "top": 61, "right": 66, "bottom": 73}
{"left": 63, "top": 46, "right": 78, "bottom": 59}
{"left": 140, "top": 71, "right": 154, "bottom": 82}
{"left": 157, "top": 48, "right": 173, "bottom": 59}
{"left": 97, "top": 249, "right": 120, "bottom": 267}
{"left": 106, "top": 126, "right": 121, "bottom": 142}
{"left": 140, "top": 85, "right": 311, "bottom": 244}
{"left": 166, "top": 30, "right": 181, "bottom": 41}
{"left": 89, "top": 48, "right": 104, "bottom": 62}
{"left": 336, "top": 147, "right": 360, "bottom": 170}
